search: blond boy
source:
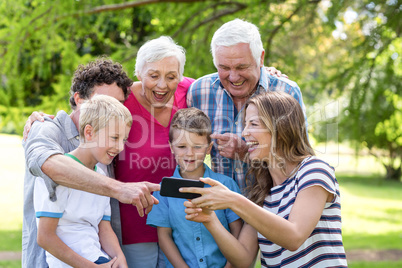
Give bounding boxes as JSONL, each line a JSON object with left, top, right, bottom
{"left": 34, "top": 95, "right": 132, "bottom": 267}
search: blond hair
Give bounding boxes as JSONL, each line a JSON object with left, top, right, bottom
{"left": 244, "top": 91, "right": 314, "bottom": 206}
{"left": 79, "top": 95, "right": 132, "bottom": 139}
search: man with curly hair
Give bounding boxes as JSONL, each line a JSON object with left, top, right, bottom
{"left": 22, "top": 58, "right": 160, "bottom": 268}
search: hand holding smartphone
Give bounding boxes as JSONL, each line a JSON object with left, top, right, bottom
{"left": 160, "top": 177, "right": 204, "bottom": 199}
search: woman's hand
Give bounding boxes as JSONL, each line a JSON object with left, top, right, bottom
{"left": 23, "top": 111, "right": 55, "bottom": 140}
{"left": 180, "top": 177, "right": 238, "bottom": 211}
{"left": 265, "top": 66, "right": 288, "bottom": 78}
{"left": 184, "top": 200, "right": 213, "bottom": 223}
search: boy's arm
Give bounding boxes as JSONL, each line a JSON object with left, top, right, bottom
{"left": 223, "top": 218, "right": 243, "bottom": 268}
{"left": 228, "top": 219, "right": 243, "bottom": 239}
{"left": 184, "top": 204, "right": 259, "bottom": 267}
{"left": 37, "top": 217, "right": 98, "bottom": 268}
{"left": 98, "top": 220, "right": 127, "bottom": 268}
{"left": 157, "top": 227, "right": 189, "bottom": 268}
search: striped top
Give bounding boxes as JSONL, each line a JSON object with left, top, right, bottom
{"left": 187, "top": 67, "right": 307, "bottom": 192}
{"left": 258, "top": 156, "right": 348, "bottom": 268}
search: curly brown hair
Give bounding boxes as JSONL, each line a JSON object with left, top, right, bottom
{"left": 69, "top": 57, "right": 133, "bottom": 110}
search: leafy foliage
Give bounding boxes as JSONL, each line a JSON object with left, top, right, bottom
{"left": 0, "top": 0, "right": 400, "bottom": 179}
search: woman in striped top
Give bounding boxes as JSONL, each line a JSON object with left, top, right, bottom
{"left": 182, "top": 91, "right": 348, "bottom": 267}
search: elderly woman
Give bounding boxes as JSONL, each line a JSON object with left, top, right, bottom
{"left": 115, "top": 36, "right": 194, "bottom": 268}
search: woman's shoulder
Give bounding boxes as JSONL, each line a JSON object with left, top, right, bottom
{"left": 298, "top": 156, "right": 335, "bottom": 173}
{"left": 174, "top": 77, "right": 194, "bottom": 109}
{"left": 295, "top": 156, "right": 338, "bottom": 191}
{"left": 125, "top": 83, "right": 143, "bottom": 111}
{"left": 181, "top": 76, "right": 195, "bottom": 86}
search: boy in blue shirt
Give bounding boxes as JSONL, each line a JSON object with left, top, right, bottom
{"left": 147, "top": 108, "right": 242, "bottom": 268}
{"left": 34, "top": 95, "right": 132, "bottom": 267}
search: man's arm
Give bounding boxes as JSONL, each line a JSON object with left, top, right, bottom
{"left": 24, "top": 118, "right": 159, "bottom": 217}
{"left": 42, "top": 154, "right": 159, "bottom": 217}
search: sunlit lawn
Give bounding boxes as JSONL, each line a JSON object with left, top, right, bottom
{"left": 0, "top": 134, "right": 401, "bottom": 267}
{"left": 339, "top": 174, "right": 402, "bottom": 250}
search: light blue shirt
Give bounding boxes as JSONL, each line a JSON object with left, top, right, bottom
{"left": 146, "top": 164, "right": 241, "bottom": 268}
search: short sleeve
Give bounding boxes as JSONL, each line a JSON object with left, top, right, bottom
{"left": 296, "top": 158, "right": 339, "bottom": 204}
{"left": 176, "top": 77, "right": 194, "bottom": 109}
{"left": 24, "top": 120, "right": 65, "bottom": 178}
{"left": 34, "top": 177, "right": 69, "bottom": 218}
{"left": 102, "top": 204, "right": 112, "bottom": 221}
{"left": 186, "top": 81, "right": 196, "bottom": 108}
{"left": 24, "top": 119, "right": 66, "bottom": 200}
{"left": 146, "top": 190, "right": 171, "bottom": 228}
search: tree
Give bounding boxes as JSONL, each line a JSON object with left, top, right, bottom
{"left": 0, "top": 0, "right": 400, "bottom": 180}
{"left": 313, "top": 0, "right": 402, "bottom": 180}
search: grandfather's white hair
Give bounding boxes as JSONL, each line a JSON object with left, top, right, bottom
{"left": 135, "top": 36, "right": 186, "bottom": 80}
{"left": 211, "top": 19, "right": 264, "bottom": 67}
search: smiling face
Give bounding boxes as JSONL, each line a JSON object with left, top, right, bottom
{"left": 88, "top": 118, "right": 130, "bottom": 167}
{"left": 170, "top": 129, "right": 213, "bottom": 179}
{"left": 242, "top": 104, "right": 272, "bottom": 162}
{"left": 215, "top": 43, "right": 263, "bottom": 103}
{"left": 137, "top": 56, "right": 180, "bottom": 108}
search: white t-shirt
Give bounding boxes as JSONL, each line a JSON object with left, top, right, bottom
{"left": 34, "top": 164, "right": 111, "bottom": 268}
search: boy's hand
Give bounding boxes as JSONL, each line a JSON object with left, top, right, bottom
{"left": 97, "top": 256, "right": 117, "bottom": 267}
{"left": 111, "top": 256, "right": 128, "bottom": 268}
{"left": 184, "top": 200, "right": 213, "bottom": 223}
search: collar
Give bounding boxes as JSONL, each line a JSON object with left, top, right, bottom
{"left": 53, "top": 110, "right": 79, "bottom": 141}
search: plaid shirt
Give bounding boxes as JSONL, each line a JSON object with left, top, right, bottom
{"left": 187, "top": 67, "right": 307, "bottom": 192}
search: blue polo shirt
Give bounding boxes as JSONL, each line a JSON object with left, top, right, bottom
{"left": 146, "top": 164, "right": 241, "bottom": 268}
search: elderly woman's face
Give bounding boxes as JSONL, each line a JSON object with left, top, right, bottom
{"left": 139, "top": 56, "right": 180, "bottom": 108}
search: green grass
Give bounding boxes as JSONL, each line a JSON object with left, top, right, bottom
{"left": 338, "top": 174, "right": 402, "bottom": 250}
{"left": 349, "top": 261, "right": 402, "bottom": 267}
{"left": 0, "top": 260, "right": 21, "bottom": 268}
{"left": 0, "top": 231, "right": 21, "bottom": 251}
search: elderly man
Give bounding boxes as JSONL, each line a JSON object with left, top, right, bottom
{"left": 187, "top": 19, "right": 307, "bottom": 191}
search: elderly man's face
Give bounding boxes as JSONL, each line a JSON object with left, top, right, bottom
{"left": 215, "top": 43, "right": 263, "bottom": 102}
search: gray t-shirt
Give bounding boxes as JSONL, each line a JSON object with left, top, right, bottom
{"left": 22, "top": 110, "right": 122, "bottom": 267}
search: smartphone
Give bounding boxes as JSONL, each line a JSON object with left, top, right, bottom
{"left": 160, "top": 177, "right": 204, "bottom": 199}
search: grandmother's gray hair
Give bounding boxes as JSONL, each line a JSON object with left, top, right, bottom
{"left": 135, "top": 36, "right": 186, "bottom": 80}
{"left": 211, "top": 19, "right": 264, "bottom": 67}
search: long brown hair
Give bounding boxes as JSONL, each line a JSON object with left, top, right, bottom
{"left": 245, "top": 91, "right": 315, "bottom": 206}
